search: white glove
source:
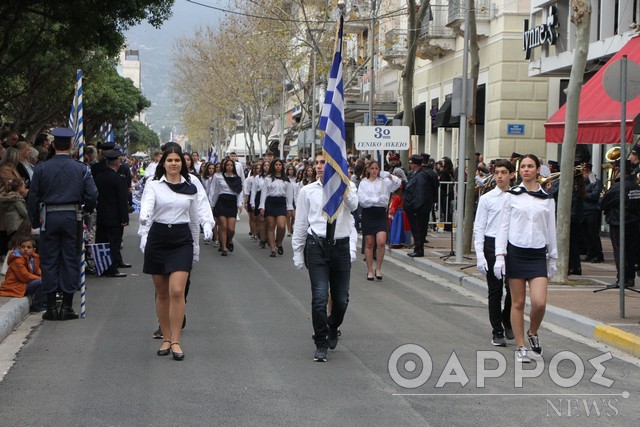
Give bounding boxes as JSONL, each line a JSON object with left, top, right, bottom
{"left": 547, "top": 257, "right": 557, "bottom": 279}
{"left": 203, "top": 224, "right": 213, "bottom": 241}
{"left": 140, "top": 235, "right": 147, "bottom": 254}
{"left": 476, "top": 255, "right": 488, "bottom": 275}
{"left": 493, "top": 256, "right": 505, "bottom": 280}
{"left": 350, "top": 250, "right": 356, "bottom": 264}
{"left": 193, "top": 244, "right": 200, "bottom": 263}
{"left": 293, "top": 252, "right": 304, "bottom": 270}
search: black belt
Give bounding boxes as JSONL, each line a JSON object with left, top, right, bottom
{"left": 307, "top": 234, "right": 349, "bottom": 246}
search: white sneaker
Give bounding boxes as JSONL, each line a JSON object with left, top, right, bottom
{"left": 516, "top": 347, "right": 531, "bottom": 363}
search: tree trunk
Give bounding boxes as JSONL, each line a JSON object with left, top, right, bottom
{"left": 401, "top": 1, "right": 430, "bottom": 168}
{"left": 557, "top": 0, "right": 591, "bottom": 282}
{"left": 463, "top": 4, "right": 481, "bottom": 255}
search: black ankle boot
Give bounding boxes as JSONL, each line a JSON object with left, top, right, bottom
{"left": 42, "top": 292, "right": 59, "bottom": 321}
{"left": 59, "top": 292, "right": 79, "bottom": 320}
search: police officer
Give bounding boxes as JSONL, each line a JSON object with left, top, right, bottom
{"left": 27, "top": 128, "right": 98, "bottom": 320}
{"left": 94, "top": 149, "right": 130, "bottom": 277}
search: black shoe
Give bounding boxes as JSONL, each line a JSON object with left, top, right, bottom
{"left": 328, "top": 326, "right": 339, "bottom": 350}
{"left": 491, "top": 332, "right": 506, "bottom": 347}
{"left": 313, "top": 347, "right": 328, "bottom": 362}
{"left": 270, "top": 251, "right": 277, "bottom": 257}
{"left": 42, "top": 293, "right": 59, "bottom": 321}
{"left": 221, "top": 250, "right": 227, "bottom": 256}
{"left": 277, "top": 245, "right": 284, "bottom": 255}
{"left": 105, "top": 271, "right": 127, "bottom": 278}
{"left": 85, "top": 266, "right": 96, "bottom": 276}
{"left": 171, "top": 343, "right": 185, "bottom": 361}
{"left": 117, "top": 262, "right": 132, "bottom": 268}
{"left": 375, "top": 270, "right": 382, "bottom": 281}
{"left": 367, "top": 274, "right": 374, "bottom": 281}
{"left": 569, "top": 269, "right": 582, "bottom": 276}
{"left": 157, "top": 341, "right": 171, "bottom": 356}
{"left": 259, "top": 241, "right": 266, "bottom": 249}
{"left": 527, "top": 332, "right": 542, "bottom": 355}
{"left": 407, "top": 252, "right": 424, "bottom": 258}
{"left": 42, "top": 309, "right": 59, "bottom": 321}
{"left": 504, "top": 328, "right": 515, "bottom": 340}
{"left": 153, "top": 326, "right": 163, "bottom": 339}
{"left": 59, "top": 307, "right": 79, "bottom": 320}
{"left": 228, "top": 243, "right": 234, "bottom": 252}
{"left": 30, "top": 304, "right": 47, "bottom": 313}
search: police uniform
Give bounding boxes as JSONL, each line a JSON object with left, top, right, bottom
{"left": 94, "top": 150, "right": 130, "bottom": 277}
{"left": 27, "top": 128, "right": 98, "bottom": 320}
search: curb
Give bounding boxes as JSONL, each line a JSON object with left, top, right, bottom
{"left": 0, "top": 297, "right": 30, "bottom": 345}
{"left": 384, "top": 245, "right": 638, "bottom": 357}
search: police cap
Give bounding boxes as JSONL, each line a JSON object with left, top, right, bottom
{"left": 98, "top": 141, "right": 115, "bottom": 150}
{"left": 409, "top": 154, "right": 423, "bottom": 165}
{"left": 51, "top": 127, "right": 75, "bottom": 142}
{"left": 103, "top": 150, "right": 122, "bottom": 160}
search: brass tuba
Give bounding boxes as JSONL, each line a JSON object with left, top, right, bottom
{"left": 602, "top": 146, "right": 621, "bottom": 191}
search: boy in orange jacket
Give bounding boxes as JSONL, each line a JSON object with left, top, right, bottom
{"left": 0, "top": 236, "right": 44, "bottom": 312}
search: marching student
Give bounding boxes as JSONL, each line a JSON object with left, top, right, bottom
{"left": 259, "top": 159, "right": 294, "bottom": 257}
{"left": 208, "top": 158, "right": 244, "bottom": 256}
{"left": 494, "top": 154, "right": 557, "bottom": 363}
{"left": 473, "top": 159, "right": 514, "bottom": 347}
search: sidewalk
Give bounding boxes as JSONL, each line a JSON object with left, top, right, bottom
{"left": 382, "top": 229, "right": 640, "bottom": 358}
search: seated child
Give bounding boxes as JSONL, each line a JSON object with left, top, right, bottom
{"left": 0, "top": 236, "right": 44, "bottom": 312}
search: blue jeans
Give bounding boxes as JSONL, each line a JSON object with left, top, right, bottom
{"left": 305, "top": 236, "right": 351, "bottom": 348}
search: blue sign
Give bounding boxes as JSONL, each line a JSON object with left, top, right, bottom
{"left": 363, "top": 113, "right": 389, "bottom": 126}
{"left": 507, "top": 124, "right": 525, "bottom": 135}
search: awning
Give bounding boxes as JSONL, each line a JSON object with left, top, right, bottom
{"left": 389, "top": 102, "right": 426, "bottom": 134}
{"left": 545, "top": 36, "right": 640, "bottom": 144}
{"left": 433, "top": 99, "right": 460, "bottom": 129}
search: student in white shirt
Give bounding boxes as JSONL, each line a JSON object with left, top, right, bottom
{"left": 494, "top": 154, "right": 557, "bottom": 364}
{"left": 259, "top": 159, "right": 294, "bottom": 257}
{"left": 357, "top": 161, "right": 401, "bottom": 281}
{"left": 285, "top": 164, "right": 298, "bottom": 236}
{"left": 473, "top": 159, "right": 515, "bottom": 348}
{"left": 138, "top": 145, "right": 214, "bottom": 361}
{"left": 292, "top": 152, "right": 358, "bottom": 362}
{"left": 250, "top": 161, "right": 268, "bottom": 248}
{"left": 244, "top": 163, "right": 261, "bottom": 241}
{"left": 208, "top": 158, "right": 244, "bottom": 256}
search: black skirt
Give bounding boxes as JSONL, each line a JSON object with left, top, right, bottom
{"left": 254, "top": 191, "right": 261, "bottom": 212}
{"left": 506, "top": 242, "right": 547, "bottom": 279}
{"left": 143, "top": 222, "right": 193, "bottom": 275}
{"left": 214, "top": 193, "right": 238, "bottom": 217}
{"left": 265, "top": 196, "right": 287, "bottom": 217}
{"left": 361, "top": 206, "right": 388, "bottom": 236}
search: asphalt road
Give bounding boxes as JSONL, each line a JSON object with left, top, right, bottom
{"left": 0, "top": 214, "right": 639, "bottom": 426}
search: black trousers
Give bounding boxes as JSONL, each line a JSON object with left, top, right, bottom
{"left": 609, "top": 223, "right": 639, "bottom": 285}
{"left": 96, "top": 224, "right": 124, "bottom": 273}
{"left": 569, "top": 219, "right": 583, "bottom": 271}
{"left": 407, "top": 207, "right": 428, "bottom": 254}
{"left": 484, "top": 237, "right": 511, "bottom": 335}
{"left": 40, "top": 212, "right": 80, "bottom": 294}
{"left": 583, "top": 212, "right": 603, "bottom": 260}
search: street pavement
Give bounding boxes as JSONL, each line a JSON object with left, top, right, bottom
{"left": 0, "top": 215, "right": 639, "bottom": 425}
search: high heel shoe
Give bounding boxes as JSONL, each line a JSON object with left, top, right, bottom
{"left": 171, "top": 342, "right": 185, "bottom": 361}
{"left": 157, "top": 340, "right": 171, "bottom": 356}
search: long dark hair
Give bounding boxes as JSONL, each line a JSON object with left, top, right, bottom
{"left": 221, "top": 158, "right": 237, "bottom": 176}
{"left": 268, "top": 159, "right": 285, "bottom": 180}
{"left": 154, "top": 145, "right": 191, "bottom": 182}
{"left": 201, "top": 162, "right": 215, "bottom": 180}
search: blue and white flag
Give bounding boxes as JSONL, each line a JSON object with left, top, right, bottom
{"left": 68, "top": 69, "right": 84, "bottom": 160}
{"left": 319, "top": 15, "right": 349, "bottom": 223}
{"left": 212, "top": 146, "right": 219, "bottom": 165}
{"left": 88, "top": 243, "right": 112, "bottom": 276}
{"left": 207, "top": 145, "right": 213, "bottom": 163}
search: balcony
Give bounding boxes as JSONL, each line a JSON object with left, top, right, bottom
{"left": 343, "top": 0, "right": 372, "bottom": 33}
{"left": 417, "top": 4, "right": 456, "bottom": 60}
{"left": 447, "top": 0, "right": 491, "bottom": 38}
{"left": 382, "top": 29, "right": 408, "bottom": 69}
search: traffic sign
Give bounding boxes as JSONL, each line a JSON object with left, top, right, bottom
{"left": 363, "top": 113, "right": 389, "bottom": 126}
{"left": 603, "top": 58, "right": 640, "bottom": 102}
{"left": 354, "top": 126, "right": 410, "bottom": 150}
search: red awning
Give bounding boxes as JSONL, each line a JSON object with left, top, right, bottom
{"left": 545, "top": 36, "right": 640, "bottom": 144}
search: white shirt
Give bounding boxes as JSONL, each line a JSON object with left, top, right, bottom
{"left": 292, "top": 179, "right": 359, "bottom": 258}
{"left": 259, "top": 177, "right": 294, "bottom": 211}
{"left": 138, "top": 175, "right": 215, "bottom": 256}
{"left": 250, "top": 175, "right": 266, "bottom": 209}
{"left": 144, "top": 162, "right": 157, "bottom": 178}
{"left": 208, "top": 173, "right": 244, "bottom": 208}
{"left": 357, "top": 171, "right": 401, "bottom": 208}
{"left": 495, "top": 184, "right": 558, "bottom": 259}
{"left": 235, "top": 161, "right": 245, "bottom": 185}
{"left": 244, "top": 175, "right": 255, "bottom": 202}
{"left": 473, "top": 187, "right": 509, "bottom": 256}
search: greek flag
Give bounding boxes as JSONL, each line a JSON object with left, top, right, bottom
{"left": 88, "top": 243, "right": 112, "bottom": 276}
{"left": 207, "top": 145, "right": 213, "bottom": 163}
{"left": 319, "top": 15, "right": 349, "bottom": 223}
{"left": 68, "top": 69, "right": 84, "bottom": 160}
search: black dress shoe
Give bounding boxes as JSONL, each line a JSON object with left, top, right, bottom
{"left": 105, "top": 272, "right": 127, "bottom": 278}
{"left": 117, "top": 263, "right": 132, "bottom": 269}
{"left": 408, "top": 252, "right": 424, "bottom": 258}
{"left": 171, "top": 343, "right": 185, "bottom": 361}
{"left": 157, "top": 341, "right": 171, "bottom": 356}
{"left": 59, "top": 307, "right": 79, "bottom": 320}
{"left": 569, "top": 269, "right": 582, "bottom": 276}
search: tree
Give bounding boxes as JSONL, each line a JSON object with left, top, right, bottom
{"left": 115, "top": 120, "right": 159, "bottom": 152}
{"left": 401, "top": 1, "right": 431, "bottom": 167}
{"left": 556, "top": 0, "right": 592, "bottom": 282}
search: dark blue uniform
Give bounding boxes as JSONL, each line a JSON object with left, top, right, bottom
{"left": 27, "top": 154, "right": 98, "bottom": 295}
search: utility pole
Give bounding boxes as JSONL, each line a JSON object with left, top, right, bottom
{"left": 454, "top": 0, "right": 471, "bottom": 264}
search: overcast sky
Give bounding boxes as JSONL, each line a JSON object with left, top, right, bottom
{"left": 124, "top": 0, "right": 226, "bottom": 133}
